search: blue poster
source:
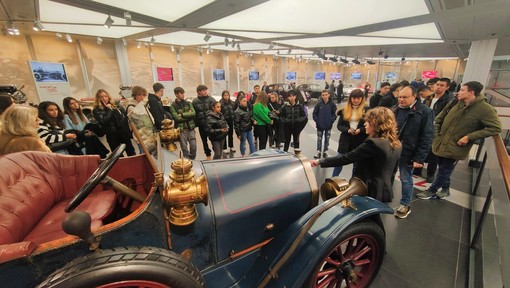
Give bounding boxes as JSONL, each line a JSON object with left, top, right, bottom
{"left": 249, "top": 71, "right": 259, "bottom": 81}
{"left": 286, "top": 72, "right": 297, "bottom": 81}
{"left": 351, "top": 72, "right": 362, "bottom": 80}
{"left": 314, "top": 72, "right": 326, "bottom": 80}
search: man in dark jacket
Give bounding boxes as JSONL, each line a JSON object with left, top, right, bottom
{"left": 419, "top": 77, "right": 454, "bottom": 182}
{"left": 379, "top": 82, "right": 402, "bottom": 108}
{"left": 369, "top": 82, "right": 390, "bottom": 108}
{"left": 192, "top": 84, "right": 215, "bottom": 160}
{"left": 169, "top": 87, "right": 196, "bottom": 160}
{"left": 147, "top": 82, "right": 172, "bottom": 130}
{"left": 393, "top": 86, "right": 434, "bottom": 219}
{"left": 336, "top": 80, "right": 344, "bottom": 103}
{"left": 312, "top": 90, "right": 337, "bottom": 158}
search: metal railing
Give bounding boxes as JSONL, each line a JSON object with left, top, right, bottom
{"left": 468, "top": 133, "right": 510, "bottom": 287}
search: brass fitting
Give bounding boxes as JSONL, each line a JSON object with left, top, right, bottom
{"left": 159, "top": 119, "right": 180, "bottom": 151}
{"left": 162, "top": 158, "right": 208, "bottom": 226}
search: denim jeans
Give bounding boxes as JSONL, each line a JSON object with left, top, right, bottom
{"left": 399, "top": 158, "right": 414, "bottom": 206}
{"left": 240, "top": 130, "right": 256, "bottom": 156}
{"left": 429, "top": 156, "right": 458, "bottom": 192}
{"left": 316, "top": 129, "right": 331, "bottom": 152}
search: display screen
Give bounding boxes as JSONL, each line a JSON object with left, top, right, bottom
{"left": 421, "top": 70, "right": 438, "bottom": 79}
{"left": 249, "top": 71, "right": 259, "bottom": 81}
{"left": 314, "top": 72, "right": 326, "bottom": 80}
{"left": 385, "top": 72, "right": 397, "bottom": 79}
{"left": 286, "top": 72, "right": 297, "bottom": 81}
{"left": 213, "top": 69, "right": 225, "bottom": 81}
{"left": 30, "top": 61, "right": 68, "bottom": 83}
{"left": 351, "top": 72, "right": 362, "bottom": 80}
{"left": 330, "top": 72, "right": 341, "bottom": 80}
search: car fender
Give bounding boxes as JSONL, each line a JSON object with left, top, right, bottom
{"left": 239, "top": 195, "right": 393, "bottom": 287}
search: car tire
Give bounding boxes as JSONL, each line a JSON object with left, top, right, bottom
{"left": 37, "top": 246, "right": 205, "bottom": 288}
{"left": 307, "top": 220, "right": 385, "bottom": 288}
{"left": 34, "top": 73, "right": 42, "bottom": 81}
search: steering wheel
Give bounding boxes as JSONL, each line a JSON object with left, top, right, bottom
{"left": 65, "top": 144, "right": 126, "bottom": 212}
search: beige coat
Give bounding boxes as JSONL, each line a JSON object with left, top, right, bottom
{"left": 0, "top": 132, "right": 51, "bottom": 156}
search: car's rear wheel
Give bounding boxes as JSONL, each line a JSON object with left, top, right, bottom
{"left": 37, "top": 247, "right": 204, "bottom": 288}
{"left": 308, "top": 221, "right": 385, "bottom": 288}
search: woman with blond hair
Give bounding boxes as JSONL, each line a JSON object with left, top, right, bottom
{"left": 311, "top": 107, "right": 402, "bottom": 203}
{"left": 92, "top": 89, "right": 135, "bottom": 156}
{"left": 0, "top": 105, "right": 50, "bottom": 155}
{"left": 332, "top": 89, "right": 368, "bottom": 176}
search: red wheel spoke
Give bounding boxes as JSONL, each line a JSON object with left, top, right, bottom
{"left": 325, "top": 256, "right": 341, "bottom": 266}
{"left": 354, "top": 258, "right": 371, "bottom": 266}
{"left": 317, "top": 268, "right": 336, "bottom": 278}
{"left": 353, "top": 245, "right": 372, "bottom": 261}
{"left": 317, "top": 274, "right": 336, "bottom": 288}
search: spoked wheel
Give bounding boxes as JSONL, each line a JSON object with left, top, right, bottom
{"left": 37, "top": 247, "right": 205, "bottom": 288}
{"left": 308, "top": 221, "right": 385, "bottom": 288}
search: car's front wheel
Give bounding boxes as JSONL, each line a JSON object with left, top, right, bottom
{"left": 37, "top": 247, "right": 204, "bottom": 288}
{"left": 308, "top": 221, "right": 385, "bottom": 288}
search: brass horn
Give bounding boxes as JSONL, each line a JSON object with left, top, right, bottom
{"left": 320, "top": 177, "right": 367, "bottom": 210}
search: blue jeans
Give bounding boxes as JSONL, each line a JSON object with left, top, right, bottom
{"left": 399, "top": 158, "right": 414, "bottom": 206}
{"left": 240, "top": 130, "right": 255, "bottom": 156}
{"left": 316, "top": 129, "right": 331, "bottom": 152}
{"left": 429, "top": 156, "right": 458, "bottom": 192}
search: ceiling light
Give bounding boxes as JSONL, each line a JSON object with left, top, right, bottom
{"left": 137, "top": 41, "right": 142, "bottom": 48}
{"left": 124, "top": 12, "right": 132, "bottom": 26}
{"left": 237, "top": 43, "right": 241, "bottom": 51}
{"left": 352, "top": 59, "right": 361, "bottom": 64}
{"left": 203, "top": 32, "right": 211, "bottom": 42}
{"left": 339, "top": 58, "right": 349, "bottom": 64}
{"left": 150, "top": 36, "right": 155, "bottom": 45}
{"left": 287, "top": 48, "right": 292, "bottom": 54}
{"left": 207, "top": 45, "right": 211, "bottom": 54}
{"left": 224, "top": 37, "right": 229, "bottom": 46}
{"left": 33, "top": 20, "right": 45, "bottom": 31}
{"left": 122, "top": 38, "right": 127, "bottom": 46}
{"left": 367, "top": 60, "right": 376, "bottom": 65}
{"left": 171, "top": 45, "right": 175, "bottom": 52}
{"left": 328, "top": 57, "right": 338, "bottom": 62}
{"left": 96, "top": 36, "right": 103, "bottom": 45}
{"left": 56, "top": 32, "right": 62, "bottom": 39}
{"left": 231, "top": 39, "right": 236, "bottom": 48}
{"left": 7, "top": 21, "right": 19, "bottom": 35}
{"left": 384, "top": 55, "right": 389, "bottom": 59}
{"left": 268, "top": 43, "right": 274, "bottom": 50}
{"left": 180, "top": 46, "right": 185, "bottom": 51}
{"left": 401, "top": 57, "right": 406, "bottom": 61}
{"left": 104, "top": 15, "right": 114, "bottom": 28}
{"left": 276, "top": 50, "right": 280, "bottom": 55}
{"left": 65, "top": 34, "right": 73, "bottom": 43}
{"left": 378, "top": 51, "right": 384, "bottom": 56}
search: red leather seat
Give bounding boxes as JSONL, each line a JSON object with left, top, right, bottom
{"left": 0, "top": 152, "right": 116, "bottom": 262}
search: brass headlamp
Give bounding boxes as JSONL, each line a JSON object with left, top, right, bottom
{"left": 159, "top": 119, "right": 180, "bottom": 151}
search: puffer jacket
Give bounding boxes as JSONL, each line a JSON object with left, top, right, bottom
{"left": 220, "top": 99, "right": 235, "bottom": 123}
{"left": 392, "top": 100, "right": 433, "bottom": 163}
{"left": 192, "top": 95, "right": 215, "bottom": 127}
{"left": 280, "top": 103, "right": 307, "bottom": 128}
{"left": 234, "top": 106, "right": 253, "bottom": 135}
{"left": 170, "top": 99, "right": 196, "bottom": 130}
{"left": 206, "top": 111, "right": 228, "bottom": 141}
{"left": 433, "top": 94, "right": 501, "bottom": 160}
{"left": 313, "top": 98, "right": 337, "bottom": 130}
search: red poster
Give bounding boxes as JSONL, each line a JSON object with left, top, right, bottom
{"left": 157, "top": 67, "right": 173, "bottom": 81}
{"left": 421, "top": 70, "right": 438, "bottom": 79}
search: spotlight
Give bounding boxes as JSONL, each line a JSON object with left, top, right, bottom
{"left": 171, "top": 45, "right": 175, "bottom": 52}
{"left": 180, "top": 46, "right": 185, "bottom": 51}
{"left": 401, "top": 57, "right": 405, "bottom": 61}
{"left": 203, "top": 32, "right": 211, "bottom": 42}
{"left": 65, "top": 33, "right": 73, "bottom": 43}
{"left": 207, "top": 45, "right": 211, "bottom": 54}
{"left": 231, "top": 39, "right": 236, "bottom": 48}
{"left": 96, "top": 36, "right": 103, "bottom": 45}
{"left": 7, "top": 21, "right": 19, "bottom": 35}
{"left": 104, "top": 15, "right": 114, "bottom": 28}
{"left": 328, "top": 57, "right": 338, "bottom": 62}
{"left": 124, "top": 12, "right": 132, "bottom": 26}
{"left": 287, "top": 48, "right": 292, "bottom": 55}
{"left": 268, "top": 43, "right": 274, "bottom": 50}
{"left": 33, "top": 20, "right": 45, "bottom": 31}
{"left": 367, "top": 60, "right": 376, "bottom": 65}
{"left": 56, "top": 32, "right": 63, "bottom": 39}
{"left": 276, "top": 50, "right": 280, "bottom": 55}
{"left": 384, "top": 55, "right": 389, "bottom": 59}
{"left": 237, "top": 43, "right": 241, "bottom": 51}
{"left": 378, "top": 50, "right": 383, "bottom": 56}
{"left": 150, "top": 36, "right": 155, "bottom": 45}
{"left": 224, "top": 37, "right": 229, "bottom": 47}
{"left": 352, "top": 59, "right": 361, "bottom": 64}
{"left": 122, "top": 38, "right": 127, "bottom": 46}
{"left": 137, "top": 41, "right": 142, "bottom": 48}
{"left": 340, "top": 58, "right": 349, "bottom": 63}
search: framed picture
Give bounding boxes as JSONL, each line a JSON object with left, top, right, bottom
{"left": 314, "top": 72, "right": 326, "bottom": 80}
{"left": 249, "top": 71, "right": 259, "bottom": 81}
{"left": 351, "top": 72, "right": 362, "bottom": 80}
{"left": 156, "top": 67, "right": 174, "bottom": 82}
{"left": 213, "top": 69, "right": 225, "bottom": 81}
{"left": 330, "top": 72, "right": 341, "bottom": 80}
{"left": 286, "top": 72, "right": 297, "bottom": 81}
{"left": 30, "top": 61, "right": 68, "bottom": 83}
{"left": 385, "top": 72, "right": 397, "bottom": 79}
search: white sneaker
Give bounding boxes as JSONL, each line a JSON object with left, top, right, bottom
{"left": 223, "top": 149, "right": 229, "bottom": 153}
{"left": 230, "top": 148, "right": 236, "bottom": 153}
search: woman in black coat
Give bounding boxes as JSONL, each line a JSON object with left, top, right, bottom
{"left": 206, "top": 101, "right": 229, "bottom": 159}
{"left": 92, "top": 89, "right": 135, "bottom": 156}
{"left": 220, "top": 90, "right": 235, "bottom": 153}
{"left": 311, "top": 107, "right": 402, "bottom": 203}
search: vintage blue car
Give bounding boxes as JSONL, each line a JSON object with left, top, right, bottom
{"left": 0, "top": 144, "right": 392, "bottom": 287}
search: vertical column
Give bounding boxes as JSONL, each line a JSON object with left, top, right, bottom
{"left": 236, "top": 54, "right": 240, "bottom": 92}
{"left": 463, "top": 39, "right": 498, "bottom": 85}
{"left": 176, "top": 51, "right": 183, "bottom": 86}
{"left": 76, "top": 40, "right": 92, "bottom": 97}
{"left": 114, "top": 40, "right": 131, "bottom": 86}
{"left": 199, "top": 50, "right": 204, "bottom": 85}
